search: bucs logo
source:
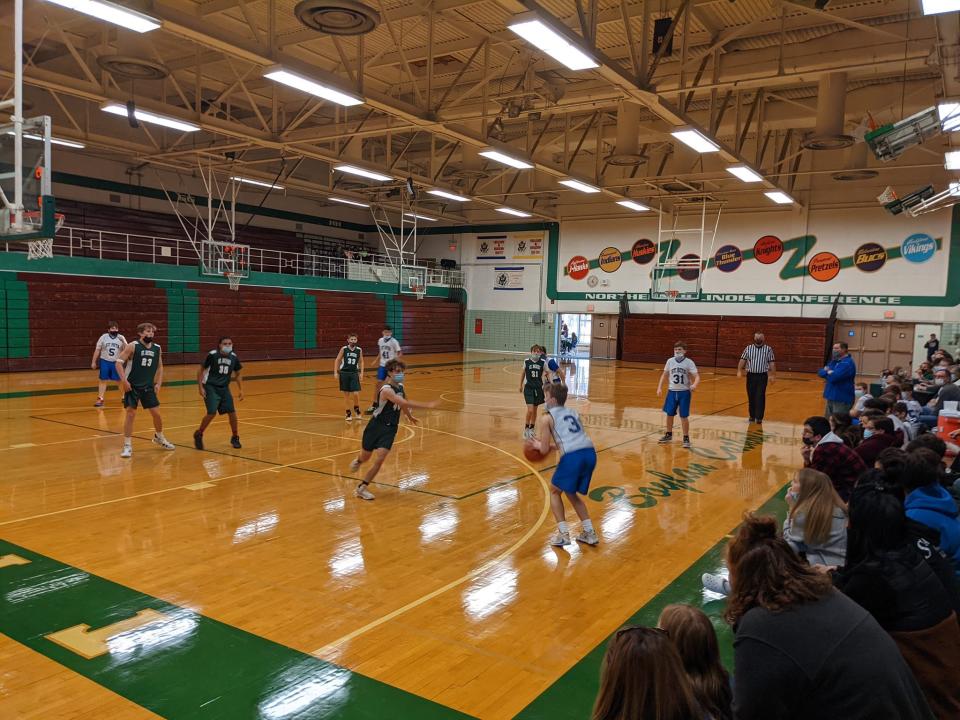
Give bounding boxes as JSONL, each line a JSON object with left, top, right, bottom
{"left": 480, "top": 242, "right": 489, "bottom": 253}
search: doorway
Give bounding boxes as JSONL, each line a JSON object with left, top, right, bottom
{"left": 834, "top": 321, "right": 915, "bottom": 375}
{"left": 558, "top": 314, "right": 592, "bottom": 358}
{"left": 590, "top": 314, "right": 620, "bottom": 359}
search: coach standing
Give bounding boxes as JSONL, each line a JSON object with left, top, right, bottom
{"left": 738, "top": 332, "right": 777, "bottom": 424}
{"left": 819, "top": 341, "right": 857, "bottom": 416}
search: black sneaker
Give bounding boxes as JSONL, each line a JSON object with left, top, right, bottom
{"left": 193, "top": 431, "right": 204, "bottom": 450}
{"left": 230, "top": 435, "right": 242, "bottom": 449}
{"left": 682, "top": 436, "right": 691, "bottom": 449}
{"left": 658, "top": 433, "right": 673, "bottom": 444}
{"left": 748, "top": 417, "right": 756, "bottom": 423}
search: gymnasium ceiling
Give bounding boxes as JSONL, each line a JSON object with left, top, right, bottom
{"left": 3, "top": 0, "right": 958, "bottom": 223}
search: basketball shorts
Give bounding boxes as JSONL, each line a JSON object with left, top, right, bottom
{"left": 377, "top": 365, "right": 389, "bottom": 381}
{"left": 98, "top": 358, "right": 121, "bottom": 381}
{"left": 339, "top": 372, "right": 361, "bottom": 393}
{"left": 552, "top": 447, "right": 597, "bottom": 495}
{"left": 203, "top": 384, "right": 235, "bottom": 415}
{"left": 362, "top": 420, "right": 399, "bottom": 452}
{"left": 663, "top": 389, "right": 692, "bottom": 418}
{"left": 123, "top": 384, "right": 159, "bottom": 410}
{"left": 523, "top": 384, "right": 545, "bottom": 407}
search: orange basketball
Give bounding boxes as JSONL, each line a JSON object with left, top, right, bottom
{"left": 523, "top": 441, "right": 546, "bottom": 462}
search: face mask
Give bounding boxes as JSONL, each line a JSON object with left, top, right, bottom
{"left": 936, "top": 378, "right": 946, "bottom": 386}
{"left": 754, "top": 340, "right": 763, "bottom": 347}
{"left": 901, "top": 392, "right": 909, "bottom": 400}
{"left": 384, "top": 334, "right": 392, "bottom": 340}
{"left": 530, "top": 354, "right": 539, "bottom": 361}
{"left": 832, "top": 350, "right": 841, "bottom": 360}
{"left": 863, "top": 429, "right": 874, "bottom": 439}
{"left": 141, "top": 335, "right": 154, "bottom": 344}
{"left": 855, "top": 389, "right": 864, "bottom": 398}
{"left": 674, "top": 351, "right": 685, "bottom": 360}
{"left": 802, "top": 435, "right": 816, "bottom": 446}
{"left": 787, "top": 489, "right": 799, "bottom": 503}
{"left": 394, "top": 372, "right": 405, "bottom": 383}
{"left": 109, "top": 331, "right": 118, "bottom": 338}
{"left": 348, "top": 341, "right": 356, "bottom": 347}
{"left": 221, "top": 345, "right": 233, "bottom": 354}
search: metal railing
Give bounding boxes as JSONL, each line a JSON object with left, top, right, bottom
{"left": 2, "top": 225, "right": 464, "bottom": 288}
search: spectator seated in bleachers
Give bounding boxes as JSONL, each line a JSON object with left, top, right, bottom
{"left": 902, "top": 449, "right": 960, "bottom": 580}
{"left": 801, "top": 415, "right": 866, "bottom": 503}
{"left": 783, "top": 468, "right": 848, "bottom": 570}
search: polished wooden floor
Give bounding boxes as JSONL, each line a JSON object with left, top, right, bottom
{"left": 0, "top": 352, "right": 822, "bottom": 719}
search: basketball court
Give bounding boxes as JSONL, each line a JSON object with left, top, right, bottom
{"left": 2, "top": 0, "right": 959, "bottom": 716}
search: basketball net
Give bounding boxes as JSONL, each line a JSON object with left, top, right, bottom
{"left": 412, "top": 283, "right": 426, "bottom": 301}
{"left": 225, "top": 272, "right": 241, "bottom": 291}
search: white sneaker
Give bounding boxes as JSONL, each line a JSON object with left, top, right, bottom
{"left": 345, "top": 414, "right": 353, "bottom": 423}
{"left": 575, "top": 529, "right": 600, "bottom": 546}
{"left": 356, "top": 484, "right": 375, "bottom": 500}
{"left": 549, "top": 531, "right": 571, "bottom": 546}
{"left": 153, "top": 433, "right": 175, "bottom": 450}
{"left": 120, "top": 444, "right": 132, "bottom": 458}
{"left": 702, "top": 572, "right": 731, "bottom": 595}
{"left": 349, "top": 459, "right": 361, "bottom": 472}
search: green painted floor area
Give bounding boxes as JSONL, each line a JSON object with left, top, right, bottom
{"left": 515, "top": 486, "right": 790, "bottom": 720}
{"left": 0, "top": 539, "right": 474, "bottom": 719}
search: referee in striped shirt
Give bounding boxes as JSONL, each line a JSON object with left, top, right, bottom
{"left": 737, "top": 332, "right": 777, "bottom": 424}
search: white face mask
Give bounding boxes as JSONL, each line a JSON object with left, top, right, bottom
{"left": 674, "top": 351, "right": 685, "bottom": 360}
{"left": 221, "top": 345, "right": 233, "bottom": 354}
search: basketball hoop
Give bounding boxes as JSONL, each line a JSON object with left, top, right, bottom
{"left": 23, "top": 211, "right": 65, "bottom": 234}
{"left": 224, "top": 272, "right": 241, "bottom": 291}
{"left": 412, "top": 283, "right": 426, "bottom": 300}
{"left": 27, "top": 237, "right": 53, "bottom": 260}
{"left": 666, "top": 289, "right": 679, "bottom": 301}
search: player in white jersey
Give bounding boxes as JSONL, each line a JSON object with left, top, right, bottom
{"left": 366, "top": 325, "right": 403, "bottom": 414}
{"left": 528, "top": 383, "right": 599, "bottom": 547}
{"left": 90, "top": 320, "right": 127, "bottom": 407}
{"left": 657, "top": 340, "right": 700, "bottom": 449}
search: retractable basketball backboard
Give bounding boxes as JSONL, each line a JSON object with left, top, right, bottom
{"left": 0, "top": 115, "right": 59, "bottom": 246}
{"left": 399, "top": 264, "right": 428, "bottom": 300}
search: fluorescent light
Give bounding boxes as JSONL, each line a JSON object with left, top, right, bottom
{"left": 6, "top": 130, "right": 85, "bottom": 149}
{"left": 558, "top": 178, "right": 600, "bottom": 193}
{"left": 671, "top": 128, "right": 720, "bottom": 153}
{"left": 44, "top": 0, "right": 160, "bottom": 32}
{"left": 264, "top": 68, "right": 363, "bottom": 107}
{"left": 479, "top": 149, "right": 534, "bottom": 169}
{"left": 507, "top": 16, "right": 598, "bottom": 71}
{"left": 726, "top": 165, "right": 763, "bottom": 183}
{"left": 427, "top": 189, "right": 470, "bottom": 202}
{"left": 946, "top": 151, "right": 960, "bottom": 170}
{"left": 922, "top": 0, "right": 960, "bottom": 15}
{"left": 333, "top": 164, "right": 392, "bottom": 182}
{"left": 617, "top": 200, "right": 649, "bottom": 212}
{"left": 101, "top": 104, "right": 199, "bottom": 133}
{"left": 328, "top": 196, "right": 369, "bottom": 208}
{"left": 497, "top": 207, "right": 532, "bottom": 217}
{"left": 404, "top": 212, "right": 437, "bottom": 222}
{"left": 765, "top": 190, "right": 794, "bottom": 205}
{"left": 938, "top": 103, "right": 960, "bottom": 132}
{"left": 231, "top": 176, "right": 283, "bottom": 190}
{"left": 950, "top": 182, "right": 960, "bottom": 197}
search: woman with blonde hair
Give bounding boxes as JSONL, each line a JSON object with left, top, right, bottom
{"left": 658, "top": 604, "right": 732, "bottom": 720}
{"left": 783, "top": 468, "right": 848, "bottom": 569}
{"left": 592, "top": 626, "right": 704, "bottom": 720}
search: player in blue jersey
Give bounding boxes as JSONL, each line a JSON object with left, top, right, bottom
{"left": 528, "top": 382, "right": 599, "bottom": 547}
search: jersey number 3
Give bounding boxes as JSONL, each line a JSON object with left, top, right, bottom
{"left": 563, "top": 415, "right": 582, "bottom": 433}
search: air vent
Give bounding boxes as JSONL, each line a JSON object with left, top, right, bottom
{"left": 832, "top": 169, "right": 878, "bottom": 181}
{"left": 606, "top": 153, "right": 647, "bottom": 167}
{"left": 294, "top": 0, "right": 380, "bottom": 35}
{"left": 109, "top": 193, "right": 122, "bottom": 203}
{"left": 97, "top": 55, "right": 170, "bottom": 80}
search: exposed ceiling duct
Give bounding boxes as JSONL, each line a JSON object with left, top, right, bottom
{"left": 607, "top": 101, "right": 647, "bottom": 167}
{"left": 832, "top": 141, "right": 878, "bottom": 181}
{"left": 96, "top": 30, "right": 170, "bottom": 80}
{"left": 294, "top": 0, "right": 380, "bottom": 36}
{"left": 802, "top": 72, "right": 855, "bottom": 150}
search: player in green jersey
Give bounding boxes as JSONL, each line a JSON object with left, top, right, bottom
{"left": 350, "top": 359, "right": 437, "bottom": 500}
{"left": 334, "top": 333, "right": 364, "bottom": 422}
{"left": 114, "top": 322, "right": 175, "bottom": 458}
{"left": 520, "top": 344, "right": 546, "bottom": 439}
{"left": 193, "top": 336, "right": 244, "bottom": 450}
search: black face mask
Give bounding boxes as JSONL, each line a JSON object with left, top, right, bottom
{"left": 802, "top": 436, "right": 816, "bottom": 446}
{"left": 754, "top": 340, "right": 763, "bottom": 347}
{"left": 109, "top": 331, "right": 118, "bottom": 338}
{"left": 141, "top": 336, "right": 154, "bottom": 345}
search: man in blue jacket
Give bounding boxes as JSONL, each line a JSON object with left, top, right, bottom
{"left": 819, "top": 341, "right": 857, "bottom": 416}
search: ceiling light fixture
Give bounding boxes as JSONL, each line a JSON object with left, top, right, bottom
{"left": 478, "top": 148, "right": 534, "bottom": 169}
{"left": 44, "top": 0, "right": 160, "bottom": 32}
{"left": 764, "top": 190, "right": 794, "bottom": 205}
{"left": 558, "top": 178, "right": 601, "bottom": 193}
{"left": 332, "top": 164, "right": 392, "bottom": 182}
{"left": 427, "top": 189, "right": 470, "bottom": 202}
{"left": 726, "top": 165, "right": 764, "bottom": 183}
{"left": 405, "top": 212, "right": 437, "bottom": 222}
{"left": 507, "top": 14, "right": 599, "bottom": 71}
{"left": 231, "top": 176, "right": 284, "bottom": 190}
{"left": 921, "top": 0, "right": 960, "bottom": 15}
{"left": 616, "top": 200, "right": 649, "bottom": 212}
{"left": 7, "top": 130, "right": 85, "bottom": 149}
{"left": 946, "top": 150, "right": 960, "bottom": 170}
{"left": 328, "top": 196, "right": 369, "bottom": 207}
{"left": 671, "top": 128, "right": 720, "bottom": 153}
{"left": 101, "top": 103, "right": 199, "bottom": 132}
{"left": 497, "top": 207, "right": 532, "bottom": 217}
{"left": 264, "top": 68, "right": 363, "bottom": 107}
{"left": 938, "top": 102, "right": 960, "bottom": 132}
